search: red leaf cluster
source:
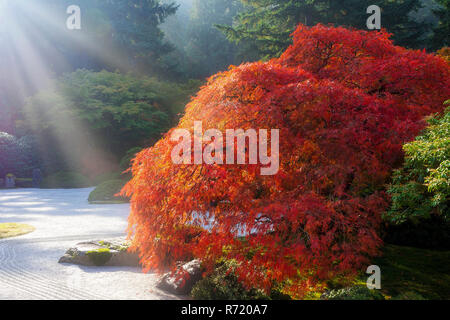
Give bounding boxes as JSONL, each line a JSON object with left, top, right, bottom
{"left": 122, "top": 24, "right": 450, "bottom": 298}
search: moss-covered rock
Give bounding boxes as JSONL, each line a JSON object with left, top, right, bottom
{"left": 58, "top": 238, "right": 140, "bottom": 267}
{"left": 86, "top": 248, "right": 113, "bottom": 266}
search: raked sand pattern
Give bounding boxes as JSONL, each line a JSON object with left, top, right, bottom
{"left": 0, "top": 188, "right": 182, "bottom": 300}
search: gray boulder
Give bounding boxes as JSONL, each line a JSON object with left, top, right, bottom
{"left": 156, "top": 260, "right": 203, "bottom": 295}
{"left": 59, "top": 238, "right": 140, "bottom": 267}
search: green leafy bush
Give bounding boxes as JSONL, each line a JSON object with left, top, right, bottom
{"left": 382, "top": 215, "right": 450, "bottom": 249}
{"left": 41, "top": 171, "right": 91, "bottom": 189}
{"left": 88, "top": 179, "right": 128, "bottom": 203}
{"left": 22, "top": 70, "right": 199, "bottom": 158}
{"left": 386, "top": 105, "right": 450, "bottom": 224}
{"left": 92, "top": 172, "right": 123, "bottom": 186}
{"left": 119, "top": 147, "right": 143, "bottom": 171}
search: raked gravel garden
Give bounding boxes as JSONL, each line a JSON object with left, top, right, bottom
{"left": 0, "top": 188, "right": 183, "bottom": 300}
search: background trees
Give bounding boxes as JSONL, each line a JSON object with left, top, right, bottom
{"left": 161, "top": 0, "right": 243, "bottom": 78}
{"left": 21, "top": 70, "right": 198, "bottom": 176}
{"left": 218, "top": 0, "right": 436, "bottom": 60}
{"left": 432, "top": 0, "right": 449, "bottom": 49}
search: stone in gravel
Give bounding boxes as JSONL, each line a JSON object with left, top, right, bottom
{"left": 156, "top": 260, "right": 203, "bottom": 295}
{"left": 58, "top": 238, "right": 140, "bottom": 267}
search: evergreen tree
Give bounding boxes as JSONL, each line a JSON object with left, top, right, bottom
{"left": 219, "top": 0, "right": 430, "bottom": 60}
{"left": 432, "top": 0, "right": 450, "bottom": 48}
{"left": 97, "top": 0, "right": 179, "bottom": 72}
{"left": 186, "top": 0, "right": 243, "bottom": 77}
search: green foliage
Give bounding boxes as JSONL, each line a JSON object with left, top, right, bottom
{"left": 191, "top": 261, "right": 270, "bottom": 300}
{"left": 88, "top": 179, "right": 129, "bottom": 203}
{"left": 321, "top": 286, "right": 385, "bottom": 300}
{"left": 161, "top": 0, "right": 244, "bottom": 79}
{"left": 387, "top": 106, "right": 450, "bottom": 223}
{"left": 86, "top": 248, "right": 113, "bottom": 266}
{"left": 219, "top": 0, "right": 431, "bottom": 60}
{"left": 22, "top": 70, "right": 198, "bottom": 159}
{"left": 383, "top": 215, "right": 450, "bottom": 249}
{"left": 432, "top": 0, "right": 449, "bottom": 49}
{"left": 26, "top": 0, "right": 179, "bottom": 75}
{"left": 98, "top": 240, "right": 130, "bottom": 252}
{"left": 41, "top": 171, "right": 91, "bottom": 189}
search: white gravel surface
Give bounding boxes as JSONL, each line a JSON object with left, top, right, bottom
{"left": 0, "top": 188, "right": 183, "bottom": 300}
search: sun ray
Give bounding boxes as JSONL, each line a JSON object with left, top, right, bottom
{"left": 1, "top": 0, "right": 116, "bottom": 176}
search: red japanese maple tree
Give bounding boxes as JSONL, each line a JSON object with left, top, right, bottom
{"left": 122, "top": 24, "right": 450, "bottom": 298}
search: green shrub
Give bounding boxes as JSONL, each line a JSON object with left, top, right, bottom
{"left": 86, "top": 248, "right": 112, "bottom": 266}
{"left": 22, "top": 70, "right": 198, "bottom": 158}
{"left": 92, "top": 171, "right": 123, "bottom": 185}
{"left": 41, "top": 171, "right": 91, "bottom": 189}
{"left": 191, "top": 261, "right": 270, "bottom": 300}
{"left": 321, "top": 286, "right": 385, "bottom": 300}
{"left": 386, "top": 105, "right": 450, "bottom": 224}
{"left": 88, "top": 179, "right": 128, "bottom": 203}
{"left": 120, "top": 147, "right": 143, "bottom": 171}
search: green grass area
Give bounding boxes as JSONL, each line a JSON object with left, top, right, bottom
{"left": 320, "top": 244, "right": 450, "bottom": 300}
{"left": 372, "top": 244, "right": 450, "bottom": 300}
{"left": 0, "top": 223, "right": 35, "bottom": 239}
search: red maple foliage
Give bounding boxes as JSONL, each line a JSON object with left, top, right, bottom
{"left": 122, "top": 24, "right": 450, "bottom": 298}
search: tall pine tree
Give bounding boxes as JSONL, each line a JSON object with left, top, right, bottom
{"left": 219, "top": 0, "right": 430, "bottom": 60}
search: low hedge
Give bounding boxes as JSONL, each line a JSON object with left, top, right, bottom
{"left": 88, "top": 179, "right": 128, "bottom": 203}
{"left": 92, "top": 172, "right": 123, "bottom": 185}
{"left": 41, "top": 171, "right": 91, "bottom": 189}
{"left": 382, "top": 215, "right": 450, "bottom": 250}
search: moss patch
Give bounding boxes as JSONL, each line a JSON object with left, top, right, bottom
{"left": 98, "top": 240, "right": 129, "bottom": 252}
{"left": 86, "top": 248, "right": 113, "bottom": 266}
{"left": 0, "top": 223, "right": 35, "bottom": 239}
{"left": 88, "top": 179, "right": 128, "bottom": 203}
